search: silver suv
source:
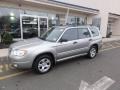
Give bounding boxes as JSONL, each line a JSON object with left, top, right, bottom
{"left": 8, "top": 26, "right": 102, "bottom": 74}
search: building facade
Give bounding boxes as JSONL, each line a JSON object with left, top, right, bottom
{"left": 0, "top": 0, "right": 120, "bottom": 40}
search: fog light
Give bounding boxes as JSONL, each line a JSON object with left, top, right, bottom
{"left": 13, "top": 64, "right": 18, "bottom": 68}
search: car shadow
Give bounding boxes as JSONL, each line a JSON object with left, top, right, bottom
{"left": 22, "top": 53, "right": 103, "bottom": 76}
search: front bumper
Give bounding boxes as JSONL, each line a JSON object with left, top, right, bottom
{"left": 11, "top": 61, "right": 32, "bottom": 69}
{"left": 8, "top": 55, "right": 33, "bottom": 69}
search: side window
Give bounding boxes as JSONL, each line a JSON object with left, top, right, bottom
{"left": 60, "top": 28, "right": 78, "bottom": 42}
{"left": 78, "top": 28, "right": 91, "bottom": 39}
{"left": 90, "top": 27, "right": 99, "bottom": 37}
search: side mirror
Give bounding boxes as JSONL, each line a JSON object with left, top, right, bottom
{"left": 83, "top": 32, "right": 89, "bottom": 36}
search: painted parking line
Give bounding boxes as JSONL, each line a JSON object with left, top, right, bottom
{"left": 0, "top": 70, "right": 29, "bottom": 80}
{"left": 113, "top": 42, "right": 120, "bottom": 46}
{"left": 79, "top": 76, "right": 115, "bottom": 90}
{"left": 0, "top": 44, "right": 120, "bottom": 81}
{"left": 100, "top": 45, "right": 120, "bottom": 52}
{"left": 102, "top": 44, "right": 114, "bottom": 50}
{"left": 0, "top": 64, "right": 12, "bottom": 73}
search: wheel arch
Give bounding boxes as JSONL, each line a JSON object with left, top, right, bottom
{"left": 32, "top": 52, "right": 56, "bottom": 68}
{"left": 91, "top": 44, "right": 99, "bottom": 53}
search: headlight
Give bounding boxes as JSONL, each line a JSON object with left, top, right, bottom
{"left": 12, "top": 49, "right": 27, "bottom": 56}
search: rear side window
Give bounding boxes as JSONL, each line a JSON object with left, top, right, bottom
{"left": 90, "top": 27, "right": 99, "bottom": 37}
{"left": 60, "top": 28, "right": 78, "bottom": 41}
{"left": 78, "top": 28, "right": 91, "bottom": 39}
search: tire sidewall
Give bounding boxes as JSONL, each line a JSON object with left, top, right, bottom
{"left": 88, "top": 46, "right": 97, "bottom": 59}
{"left": 33, "top": 55, "right": 53, "bottom": 74}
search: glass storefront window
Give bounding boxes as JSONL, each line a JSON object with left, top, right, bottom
{"left": 48, "top": 14, "right": 56, "bottom": 27}
{"left": 67, "top": 16, "right": 86, "bottom": 25}
{"left": 39, "top": 17, "right": 48, "bottom": 36}
{"left": 48, "top": 13, "right": 65, "bottom": 27}
{"left": 22, "top": 10, "right": 66, "bottom": 28}
{"left": 0, "top": 6, "right": 86, "bottom": 40}
{"left": 22, "top": 15, "right": 38, "bottom": 39}
{"left": 92, "top": 18, "right": 101, "bottom": 29}
{"left": 0, "top": 7, "right": 21, "bottom": 39}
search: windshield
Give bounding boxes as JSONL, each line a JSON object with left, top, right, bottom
{"left": 40, "top": 27, "right": 65, "bottom": 42}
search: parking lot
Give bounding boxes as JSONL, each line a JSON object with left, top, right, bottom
{"left": 0, "top": 41, "right": 120, "bottom": 90}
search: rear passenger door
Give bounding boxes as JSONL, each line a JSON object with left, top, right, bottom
{"left": 77, "top": 28, "right": 92, "bottom": 54}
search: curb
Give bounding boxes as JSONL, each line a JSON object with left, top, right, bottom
{"left": 103, "top": 39, "right": 120, "bottom": 43}
{"left": 103, "top": 40, "right": 120, "bottom": 44}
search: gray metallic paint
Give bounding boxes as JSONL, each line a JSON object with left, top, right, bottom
{"left": 8, "top": 26, "right": 102, "bottom": 69}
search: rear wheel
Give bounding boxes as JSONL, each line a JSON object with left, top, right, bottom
{"left": 87, "top": 46, "right": 97, "bottom": 59}
{"left": 33, "top": 55, "right": 53, "bottom": 74}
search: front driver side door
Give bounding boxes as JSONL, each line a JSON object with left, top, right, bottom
{"left": 56, "top": 28, "right": 80, "bottom": 61}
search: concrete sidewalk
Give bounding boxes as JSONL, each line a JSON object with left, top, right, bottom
{"left": 103, "top": 37, "right": 120, "bottom": 42}
{"left": 0, "top": 49, "right": 8, "bottom": 57}
{"left": 0, "top": 37, "right": 120, "bottom": 58}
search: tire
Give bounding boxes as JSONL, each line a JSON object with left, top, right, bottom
{"left": 87, "top": 46, "right": 97, "bottom": 59}
{"left": 33, "top": 55, "right": 53, "bottom": 74}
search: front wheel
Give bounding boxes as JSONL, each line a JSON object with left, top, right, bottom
{"left": 87, "top": 46, "right": 97, "bottom": 59}
{"left": 33, "top": 55, "right": 53, "bottom": 74}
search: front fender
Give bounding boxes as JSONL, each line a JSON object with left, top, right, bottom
{"left": 31, "top": 47, "right": 57, "bottom": 63}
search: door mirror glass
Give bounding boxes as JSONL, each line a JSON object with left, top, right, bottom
{"left": 83, "top": 32, "right": 89, "bottom": 36}
{"left": 59, "top": 38, "right": 68, "bottom": 42}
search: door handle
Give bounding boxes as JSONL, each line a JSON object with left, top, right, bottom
{"left": 73, "top": 41, "right": 78, "bottom": 44}
{"left": 89, "top": 39, "right": 93, "bottom": 41}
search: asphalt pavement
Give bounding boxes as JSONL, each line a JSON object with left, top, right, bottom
{"left": 0, "top": 42, "right": 120, "bottom": 90}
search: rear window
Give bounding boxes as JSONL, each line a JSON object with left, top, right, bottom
{"left": 90, "top": 27, "right": 99, "bottom": 37}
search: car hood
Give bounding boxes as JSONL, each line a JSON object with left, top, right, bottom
{"left": 10, "top": 38, "right": 53, "bottom": 49}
